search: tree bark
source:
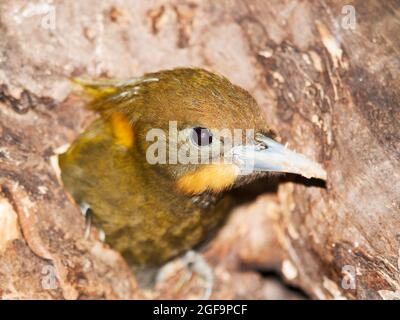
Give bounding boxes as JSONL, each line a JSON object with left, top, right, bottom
{"left": 0, "top": 0, "right": 399, "bottom": 299}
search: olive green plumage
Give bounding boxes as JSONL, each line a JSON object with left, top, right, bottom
{"left": 59, "top": 68, "right": 271, "bottom": 267}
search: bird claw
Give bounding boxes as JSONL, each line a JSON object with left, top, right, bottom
{"left": 79, "top": 202, "right": 106, "bottom": 242}
{"left": 155, "top": 250, "right": 214, "bottom": 299}
{"left": 79, "top": 202, "right": 92, "bottom": 240}
{"left": 182, "top": 250, "right": 214, "bottom": 300}
{"left": 84, "top": 213, "right": 92, "bottom": 240}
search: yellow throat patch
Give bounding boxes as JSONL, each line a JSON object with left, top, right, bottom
{"left": 176, "top": 163, "right": 240, "bottom": 195}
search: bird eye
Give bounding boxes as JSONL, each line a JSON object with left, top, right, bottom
{"left": 191, "top": 127, "right": 213, "bottom": 147}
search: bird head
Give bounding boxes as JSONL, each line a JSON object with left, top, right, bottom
{"left": 76, "top": 68, "right": 326, "bottom": 196}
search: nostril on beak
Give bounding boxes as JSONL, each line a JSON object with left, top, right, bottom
{"left": 231, "top": 133, "right": 327, "bottom": 180}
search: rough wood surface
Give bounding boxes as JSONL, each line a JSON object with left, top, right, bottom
{"left": 0, "top": 0, "right": 399, "bottom": 299}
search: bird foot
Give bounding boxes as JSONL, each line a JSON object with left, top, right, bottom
{"left": 79, "top": 202, "right": 92, "bottom": 240}
{"left": 182, "top": 250, "right": 214, "bottom": 300}
{"left": 156, "top": 250, "right": 214, "bottom": 299}
{"left": 79, "top": 202, "right": 105, "bottom": 241}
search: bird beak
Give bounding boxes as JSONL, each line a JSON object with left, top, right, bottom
{"left": 229, "top": 134, "right": 327, "bottom": 180}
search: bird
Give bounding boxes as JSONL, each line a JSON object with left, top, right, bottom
{"left": 59, "top": 68, "right": 326, "bottom": 272}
